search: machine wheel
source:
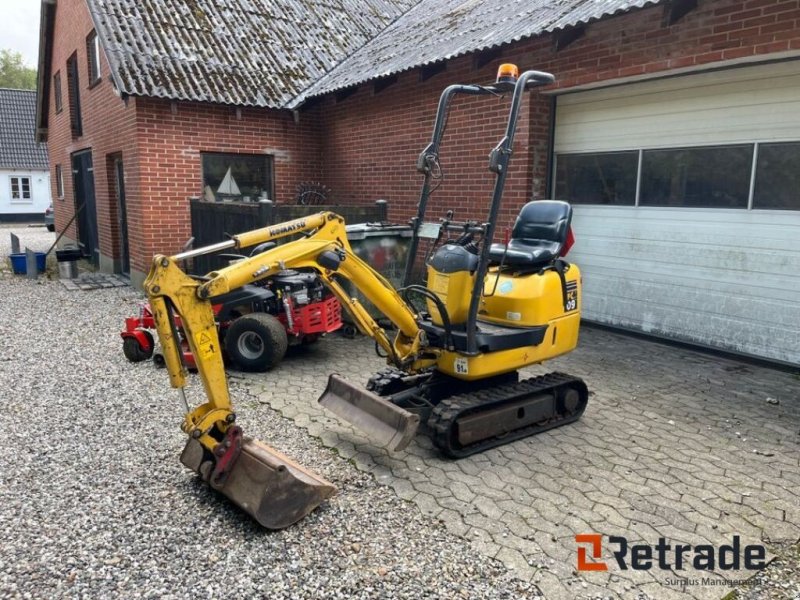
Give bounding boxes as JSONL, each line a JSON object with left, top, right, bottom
{"left": 46, "top": 224, "right": 55, "bottom": 232}
{"left": 224, "top": 313, "right": 288, "bottom": 372}
{"left": 123, "top": 331, "right": 154, "bottom": 362}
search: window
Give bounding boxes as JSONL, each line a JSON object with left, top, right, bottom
{"left": 201, "top": 153, "right": 274, "bottom": 202}
{"left": 555, "top": 144, "right": 776, "bottom": 209}
{"left": 10, "top": 177, "right": 32, "bottom": 201}
{"left": 639, "top": 145, "right": 752, "bottom": 208}
{"left": 555, "top": 151, "right": 638, "bottom": 205}
{"left": 87, "top": 31, "right": 101, "bottom": 85}
{"left": 55, "top": 165, "right": 64, "bottom": 198}
{"left": 752, "top": 142, "right": 800, "bottom": 210}
{"left": 66, "top": 52, "right": 82, "bottom": 137}
{"left": 53, "top": 71, "right": 62, "bottom": 113}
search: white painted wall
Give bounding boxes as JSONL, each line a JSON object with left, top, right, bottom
{"left": 555, "top": 61, "right": 800, "bottom": 364}
{"left": 0, "top": 169, "right": 51, "bottom": 216}
{"left": 555, "top": 60, "right": 800, "bottom": 152}
{"left": 569, "top": 206, "right": 800, "bottom": 364}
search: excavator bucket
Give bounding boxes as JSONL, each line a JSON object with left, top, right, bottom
{"left": 318, "top": 374, "right": 420, "bottom": 452}
{"left": 180, "top": 436, "right": 336, "bottom": 529}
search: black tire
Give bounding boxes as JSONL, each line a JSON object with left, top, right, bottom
{"left": 224, "top": 313, "right": 288, "bottom": 372}
{"left": 46, "top": 224, "right": 55, "bottom": 232}
{"left": 123, "top": 331, "right": 154, "bottom": 362}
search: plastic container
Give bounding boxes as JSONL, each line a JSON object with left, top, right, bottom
{"left": 9, "top": 252, "right": 47, "bottom": 275}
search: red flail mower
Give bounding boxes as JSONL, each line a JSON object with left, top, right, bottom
{"left": 121, "top": 270, "right": 343, "bottom": 372}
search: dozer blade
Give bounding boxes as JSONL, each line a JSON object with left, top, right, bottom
{"left": 318, "top": 374, "right": 420, "bottom": 452}
{"left": 181, "top": 436, "right": 336, "bottom": 529}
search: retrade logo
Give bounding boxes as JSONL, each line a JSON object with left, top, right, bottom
{"left": 575, "top": 534, "right": 608, "bottom": 571}
{"left": 575, "top": 534, "right": 766, "bottom": 572}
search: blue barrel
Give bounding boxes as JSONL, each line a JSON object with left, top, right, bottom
{"left": 9, "top": 252, "right": 47, "bottom": 275}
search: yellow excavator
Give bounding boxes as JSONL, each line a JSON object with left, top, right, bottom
{"left": 144, "top": 64, "right": 588, "bottom": 529}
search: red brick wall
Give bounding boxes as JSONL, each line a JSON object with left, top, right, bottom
{"left": 132, "top": 98, "right": 323, "bottom": 273}
{"left": 320, "top": 0, "right": 800, "bottom": 230}
{"left": 47, "top": 0, "right": 138, "bottom": 262}
{"left": 319, "top": 60, "right": 534, "bottom": 230}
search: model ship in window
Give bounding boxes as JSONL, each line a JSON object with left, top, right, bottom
{"left": 201, "top": 153, "right": 274, "bottom": 203}
{"left": 216, "top": 167, "right": 241, "bottom": 202}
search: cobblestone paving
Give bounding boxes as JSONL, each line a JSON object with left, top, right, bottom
{"left": 239, "top": 328, "right": 799, "bottom": 600}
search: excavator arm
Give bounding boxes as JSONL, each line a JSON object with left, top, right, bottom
{"left": 144, "top": 211, "right": 435, "bottom": 528}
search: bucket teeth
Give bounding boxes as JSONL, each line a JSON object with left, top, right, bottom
{"left": 318, "top": 374, "right": 420, "bottom": 452}
{"left": 181, "top": 437, "right": 336, "bottom": 529}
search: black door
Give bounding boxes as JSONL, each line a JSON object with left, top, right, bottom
{"left": 72, "top": 150, "right": 98, "bottom": 265}
{"left": 114, "top": 157, "right": 130, "bottom": 275}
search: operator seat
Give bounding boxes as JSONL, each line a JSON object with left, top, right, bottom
{"left": 488, "top": 200, "right": 572, "bottom": 268}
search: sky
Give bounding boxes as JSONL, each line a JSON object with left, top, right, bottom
{"left": 0, "top": 0, "right": 42, "bottom": 68}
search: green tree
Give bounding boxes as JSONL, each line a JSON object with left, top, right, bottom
{"left": 0, "top": 50, "right": 37, "bottom": 90}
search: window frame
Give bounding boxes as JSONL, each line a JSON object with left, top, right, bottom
{"left": 554, "top": 140, "right": 800, "bottom": 212}
{"left": 66, "top": 52, "right": 83, "bottom": 137}
{"left": 751, "top": 141, "right": 800, "bottom": 211}
{"left": 637, "top": 144, "right": 754, "bottom": 210}
{"left": 10, "top": 176, "right": 33, "bottom": 202}
{"left": 86, "top": 31, "right": 101, "bottom": 87}
{"left": 55, "top": 165, "right": 64, "bottom": 199}
{"left": 200, "top": 152, "right": 275, "bottom": 203}
{"left": 53, "top": 71, "right": 62, "bottom": 114}
{"left": 554, "top": 150, "right": 639, "bottom": 206}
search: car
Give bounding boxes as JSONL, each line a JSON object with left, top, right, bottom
{"left": 44, "top": 204, "right": 54, "bottom": 232}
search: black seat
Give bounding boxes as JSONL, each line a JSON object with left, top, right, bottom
{"left": 488, "top": 200, "right": 572, "bottom": 268}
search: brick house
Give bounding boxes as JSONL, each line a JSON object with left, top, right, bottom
{"left": 36, "top": 0, "right": 800, "bottom": 364}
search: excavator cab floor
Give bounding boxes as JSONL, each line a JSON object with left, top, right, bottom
{"left": 181, "top": 436, "right": 336, "bottom": 529}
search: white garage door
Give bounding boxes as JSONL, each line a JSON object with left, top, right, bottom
{"left": 553, "top": 60, "right": 800, "bottom": 365}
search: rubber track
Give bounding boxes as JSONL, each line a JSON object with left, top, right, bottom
{"left": 427, "top": 372, "right": 588, "bottom": 458}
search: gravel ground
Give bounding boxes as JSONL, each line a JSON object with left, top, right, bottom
{"left": 3, "top": 225, "right": 797, "bottom": 600}
{"left": 729, "top": 541, "right": 800, "bottom": 599}
{"left": 0, "top": 225, "right": 538, "bottom": 599}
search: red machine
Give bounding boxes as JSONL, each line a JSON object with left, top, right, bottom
{"left": 122, "top": 271, "right": 342, "bottom": 371}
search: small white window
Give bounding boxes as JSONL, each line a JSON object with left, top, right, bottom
{"left": 10, "top": 177, "right": 32, "bottom": 201}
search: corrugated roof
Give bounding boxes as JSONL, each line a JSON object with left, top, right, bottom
{"left": 86, "top": 0, "right": 418, "bottom": 109}
{"left": 291, "top": 0, "right": 662, "bottom": 107}
{"left": 0, "top": 88, "right": 49, "bottom": 170}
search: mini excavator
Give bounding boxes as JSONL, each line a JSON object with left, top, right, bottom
{"left": 144, "top": 65, "right": 588, "bottom": 529}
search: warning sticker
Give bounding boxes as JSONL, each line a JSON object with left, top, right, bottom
{"left": 194, "top": 330, "right": 216, "bottom": 359}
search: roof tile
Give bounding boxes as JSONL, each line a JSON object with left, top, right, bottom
{"left": 293, "top": 0, "right": 662, "bottom": 106}
{"left": 0, "top": 88, "right": 49, "bottom": 170}
{"left": 87, "top": 0, "right": 418, "bottom": 108}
